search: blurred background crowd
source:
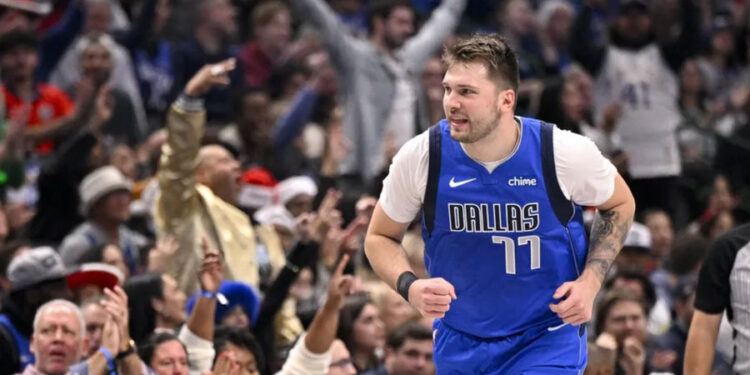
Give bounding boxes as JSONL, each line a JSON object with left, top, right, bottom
{"left": 0, "top": 0, "right": 749, "bottom": 373}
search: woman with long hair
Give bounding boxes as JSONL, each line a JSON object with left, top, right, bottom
{"left": 124, "top": 272, "right": 187, "bottom": 344}
{"left": 336, "top": 293, "right": 385, "bottom": 373}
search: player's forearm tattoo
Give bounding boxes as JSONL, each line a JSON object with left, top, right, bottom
{"left": 585, "top": 208, "right": 632, "bottom": 282}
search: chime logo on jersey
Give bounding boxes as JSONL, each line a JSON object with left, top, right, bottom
{"left": 448, "top": 202, "right": 541, "bottom": 233}
{"left": 508, "top": 176, "right": 537, "bottom": 186}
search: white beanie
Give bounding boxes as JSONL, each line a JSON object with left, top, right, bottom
{"left": 253, "top": 205, "right": 297, "bottom": 232}
{"left": 277, "top": 176, "right": 318, "bottom": 205}
{"left": 79, "top": 166, "right": 132, "bottom": 215}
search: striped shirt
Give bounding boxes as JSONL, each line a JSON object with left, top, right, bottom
{"left": 695, "top": 223, "right": 750, "bottom": 373}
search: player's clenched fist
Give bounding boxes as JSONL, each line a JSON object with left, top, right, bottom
{"left": 408, "top": 278, "right": 457, "bottom": 319}
{"left": 549, "top": 271, "right": 600, "bottom": 326}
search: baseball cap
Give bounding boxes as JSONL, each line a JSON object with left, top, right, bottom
{"left": 67, "top": 263, "right": 123, "bottom": 291}
{"left": 7, "top": 247, "right": 70, "bottom": 291}
{"left": 622, "top": 222, "right": 652, "bottom": 252}
{"left": 79, "top": 166, "right": 133, "bottom": 216}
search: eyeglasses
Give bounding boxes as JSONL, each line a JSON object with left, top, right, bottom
{"left": 329, "top": 358, "right": 355, "bottom": 369}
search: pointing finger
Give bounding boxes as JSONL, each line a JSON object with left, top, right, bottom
{"left": 334, "top": 254, "right": 350, "bottom": 276}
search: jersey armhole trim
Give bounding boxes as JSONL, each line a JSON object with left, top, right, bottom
{"left": 540, "top": 122, "right": 575, "bottom": 225}
{"left": 422, "top": 124, "right": 442, "bottom": 237}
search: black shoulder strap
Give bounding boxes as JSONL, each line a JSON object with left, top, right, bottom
{"left": 540, "top": 122, "right": 575, "bottom": 225}
{"left": 423, "top": 124, "right": 442, "bottom": 237}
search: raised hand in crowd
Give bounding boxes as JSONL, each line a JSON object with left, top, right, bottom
{"left": 355, "top": 196, "right": 377, "bottom": 225}
{"left": 101, "top": 287, "right": 131, "bottom": 354}
{"left": 188, "top": 237, "right": 225, "bottom": 341}
{"left": 73, "top": 75, "right": 97, "bottom": 110}
{"left": 321, "top": 119, "right": 351, "bottom": 177}
{"left": 102, "top": 286, "right": 142, "bottom": 374}
{"left": 67, "top": 76, "right": 98, "bottom": 131}
{"left": 136, "top": 129, "right": 167, "bottom": 166}
{"left": 198, "top": 237, "right": 224, "bottom": 294}
{"left": 311, "top": 189, "right": 343, "bottom": 242}
{"left": 148, "top": 236, "right": 179, "bottom": 272}
{"left": 90, "top": 84, "right": 114, "bottom": 130}
{"left": 324, "top": 216, "right": 368, "bottom": 259}
{"left": 277, "top": 254, "right": 355, "bottom": 374}
{"left": 325, "top": 254, "right": 354, "bottom": 311}
{"left": 100, "top": 314, "right": 121, "bottom": 358}
{"left": 184, "top": 58, "right": 236, "bottom": 97}
{"left": 306, "top": 254, "right": 353, "bottom": 353}
{"left": 280, "top": 36, "right": 319, "bottom": 66}
{"left": 295, "top": 212, "right": 317, "bottom": 244}
{"left": 308, "top": 52, "right": 337, "bottom": 96}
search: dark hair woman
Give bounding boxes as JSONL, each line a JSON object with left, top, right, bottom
{"left": 124, "top": 272, "right": 187, "bottom": 344}
{"left": 336, "top": 292, "right": 385, "bottom": 373}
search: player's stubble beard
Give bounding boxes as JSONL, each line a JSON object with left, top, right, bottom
{"left": 449, "top": 100, "right": 502, "bottom": 144}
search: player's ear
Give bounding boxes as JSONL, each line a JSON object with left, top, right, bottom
{"left": 498, "top": 89, "right": 515, "bottom": 113}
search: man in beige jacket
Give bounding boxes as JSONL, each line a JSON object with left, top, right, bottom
{"left": 155, "top": 58, "right": 284, "bottom": 294}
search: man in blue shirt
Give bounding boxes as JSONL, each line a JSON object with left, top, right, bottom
{"left": 365, "top": 33, "right": 635, "bottom": 374}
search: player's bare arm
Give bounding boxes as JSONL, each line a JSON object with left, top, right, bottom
{"left": 550, "top": 173, "right": 635, "bottom": 326}
{"left": 585, "top": 174, "right": 635, "bottom": 283}
{"left": 365, "top": 203, "right": 456, "bottom": 319}
{"left": 684, "top": 310, "right": 722, "bottom": 375}
{"left": 365, "top": 202, "right": 412, "bottom": 289}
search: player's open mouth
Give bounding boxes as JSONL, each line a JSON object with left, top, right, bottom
{"left": 449, "top": 117, "right": 469, "bottom": 126}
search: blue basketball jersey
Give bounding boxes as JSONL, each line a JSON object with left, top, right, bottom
{"left": 421, "top": 118, "right": 588, "bottom": 338}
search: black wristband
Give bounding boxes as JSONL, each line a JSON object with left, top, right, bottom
{"left": 397, "top": 271, "right": 418, "bottom": 302}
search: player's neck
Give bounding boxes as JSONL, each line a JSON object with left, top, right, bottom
{"left": 462, "top": 115, "right": 519, "bottom": 163}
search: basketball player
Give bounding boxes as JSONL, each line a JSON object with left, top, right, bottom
{"left": 365, "top": 34, "right": 636, "bottom": 373}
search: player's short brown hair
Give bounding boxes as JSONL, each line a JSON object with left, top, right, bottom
{"left": 442, "top": 33, "right": 520, "bottom": 92}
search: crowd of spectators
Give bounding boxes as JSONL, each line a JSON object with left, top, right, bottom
{"left": 1, "top": 0, "right": 750, "bottom": 374}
